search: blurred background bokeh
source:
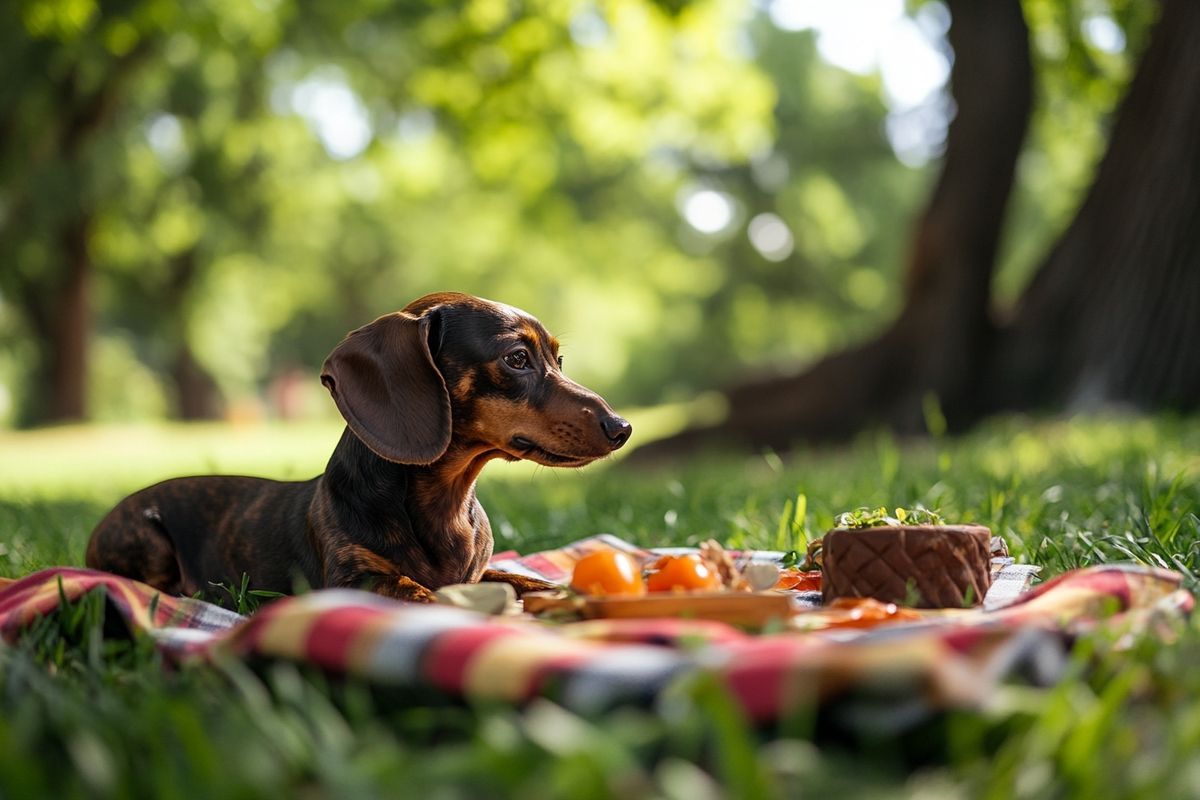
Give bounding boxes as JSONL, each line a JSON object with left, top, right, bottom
{"left": 0, "top": 0, "right": 1166, "bottom": 438}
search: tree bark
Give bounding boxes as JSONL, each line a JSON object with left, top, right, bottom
{"left": 17, "top": 214, "right": 94, "bottom": 424}
{"left": 48, "top": 215, "right": 92, "bottom": 421}
{"left": 171, "top": 347, "right": 225, "bottom": 420}
{"left": 164, "top": 249, "right": 225, "bottom": 420}
{"left": 988, "top": 0, "right": 1200, "bottom": 413}
{"left": 633, "top": 0, "right": 1032, "bottom": 458}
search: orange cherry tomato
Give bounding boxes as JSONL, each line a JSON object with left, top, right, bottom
{"left": 646, "top": 554, "right": 722, "bottom": 593}
{"left": 570, "top": 551, "right": 646, "bottom": 596}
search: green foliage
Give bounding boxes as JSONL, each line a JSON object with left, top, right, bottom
{"left": 16, "top": 582, "right": 161, "bottom": 678}
{"left": 207, "top": 572, "right": 286, "bottom": 615}
{"left": 833, "top": 504, "right": 944, "bottom": 529}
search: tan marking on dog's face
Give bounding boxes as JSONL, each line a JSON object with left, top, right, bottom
{"left": 470, "top": 395, "right": 540, "bottom": 443}
{"left": 452, "top": 372, "right": 475, "bottom": 402}
{"left": 514, "top": 321, "right": 560, "bottom": 367}
{"left": 468, "top": 385, "right": 613, "bottom": 468}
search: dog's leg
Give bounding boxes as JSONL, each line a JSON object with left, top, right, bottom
{"left": 325, "top": 544, "right": 439, "bottom": 603}
{"left": 478, "top": 569, "right": 558, "bottom": 596}
{"left": 371, "top": 575, "right": 438, "bottom": 603}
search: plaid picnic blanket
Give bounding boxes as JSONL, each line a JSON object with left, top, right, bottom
{"left": 0, "top": 546, "right": 1192, "bottom": 727}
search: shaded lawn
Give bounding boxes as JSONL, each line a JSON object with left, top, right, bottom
{"left": 1, "top": 414, "right": 1199, "bottom": 798}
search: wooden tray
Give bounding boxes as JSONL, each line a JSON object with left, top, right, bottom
{"left": 523, "top": 590, "right": 794, "bottom": 627}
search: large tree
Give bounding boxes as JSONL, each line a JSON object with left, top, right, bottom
{"left": 0, "top": 1, "right": 278, "bottom": 423}
{"left": 0, "top": 0, "right": 773, "bottom": 426}
{"left": 0, "top": 8, "right": 153, "bottom": 422}
{"left": 636, "top": 0, "right": 1199, "bottom": 459}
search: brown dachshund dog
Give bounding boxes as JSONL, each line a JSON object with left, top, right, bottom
{"left": 86, "top": 292, "right": 631, "bottom": 603}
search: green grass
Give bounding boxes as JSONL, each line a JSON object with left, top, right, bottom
{"left": 3, "top": 414, "right": 1200, "bottom": 797}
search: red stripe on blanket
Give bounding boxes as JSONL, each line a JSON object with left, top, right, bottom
{"left": 941, "top": 624, "right": 1005, "bottom": 653}
{"left": 1013, "top": 567, "right": 1137, "bottom": 609}
{"left": 721, "top": 638, "right": 810, "bottom": 722}
{"left": 0, "top": 569, "right": 106, "bottom": 639}
{"left": 304, "top": 606, "right": 389, "bottom": 665}
{"left": 422, "top": 626, "right": 523, "bottom": 691}
{"left": 0, "top": 568, "right": 221, "bottom": 645}
{"left": 1176, "top": 591, "right": 1196, "bottom": 614}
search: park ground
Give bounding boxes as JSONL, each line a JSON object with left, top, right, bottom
{"left": 2, "top": 413, "right": 1200, "bottom": 798}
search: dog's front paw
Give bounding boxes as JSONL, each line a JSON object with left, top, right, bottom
{"left": 376, "top": 575, "right": 438, "bottom": 603}
{"left": 479, "top": 569, "right": 559, "bottom": 597}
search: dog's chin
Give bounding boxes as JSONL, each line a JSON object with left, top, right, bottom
{"left": 506, "top": 437, "right": 604, "bottom": 468}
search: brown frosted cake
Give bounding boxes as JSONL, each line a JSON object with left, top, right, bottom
{"left": 821, "top": 524, "right": 992, "bottom": 608}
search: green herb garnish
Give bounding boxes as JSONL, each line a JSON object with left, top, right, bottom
{"left": 779, "top": 549, "right": 803, "bottom": 569}
{"left": 833, "top": 505, "right": 944, "bottom": 529}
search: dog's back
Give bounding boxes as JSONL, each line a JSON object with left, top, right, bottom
{"left": 87, "top": 475, "right": 321, "bottom": 597}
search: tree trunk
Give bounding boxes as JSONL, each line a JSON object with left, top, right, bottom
{"left": 633, "top": 0, "right": 1032, "bottom": 458}
{"left": 989, "top": 0, "right": 1200, "bottom": 413}
{"left": 164, "top": 249, "right": 225, "bottom": 420}
{"left": 172, "top": 347, "right": 225, "bottom": 420}
{"left": 47, "top": 215, "right": 92, "bottom": 421}
{"left": 16, "top": 215, "right": 93, "bottom": 424}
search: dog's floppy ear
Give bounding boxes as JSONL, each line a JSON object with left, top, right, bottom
{"left": 320, "top": 310, "right": 451, "bottom": 464}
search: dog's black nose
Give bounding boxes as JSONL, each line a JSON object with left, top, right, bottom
{"left": 601, "top": 415, "right": 632, "bottom": 449}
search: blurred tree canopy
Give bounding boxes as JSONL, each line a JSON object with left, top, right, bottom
{"left": 0, "top": 0, "right": 1159, "bottom": 429}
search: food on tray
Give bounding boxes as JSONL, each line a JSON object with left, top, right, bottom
{"left": 569, "top": 551, "right": 645, "bottom": 596}
{"left": 546, "top": 540, "right": 794, "bottom": 627}
{"left": 820, "top": 507, "right": 991, "bottom": 608}
{"left": 821, "top": 597, "right": 923, "bottom": 629}
{"left": 575, "top": 591, "right": 794, "bottom": 627}
{"left": 698, "top": 539, "right": 744, "bottom": 588}
{"left": 774, "top": 569, "right": 821, "bottom": 592}
{"left": 646, "top": 554, "right": 722, "bottom": 592}
{"left": 567, "top": 539, "right": 784, "bottom": 599}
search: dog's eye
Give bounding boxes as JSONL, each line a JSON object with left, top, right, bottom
{"left": 503, "top": 350, "right": 531, "bottom": 370}
{"left": 556, "top": 355, "right": 563, "bottom": 368}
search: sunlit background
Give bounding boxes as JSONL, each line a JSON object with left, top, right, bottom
{"left": 0, "top": 0, "right": 1142, "bottom": 429}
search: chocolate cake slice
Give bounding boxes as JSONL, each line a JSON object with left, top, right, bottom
{"left": 821, "top": 524, "right": 992, "bottom": 608}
